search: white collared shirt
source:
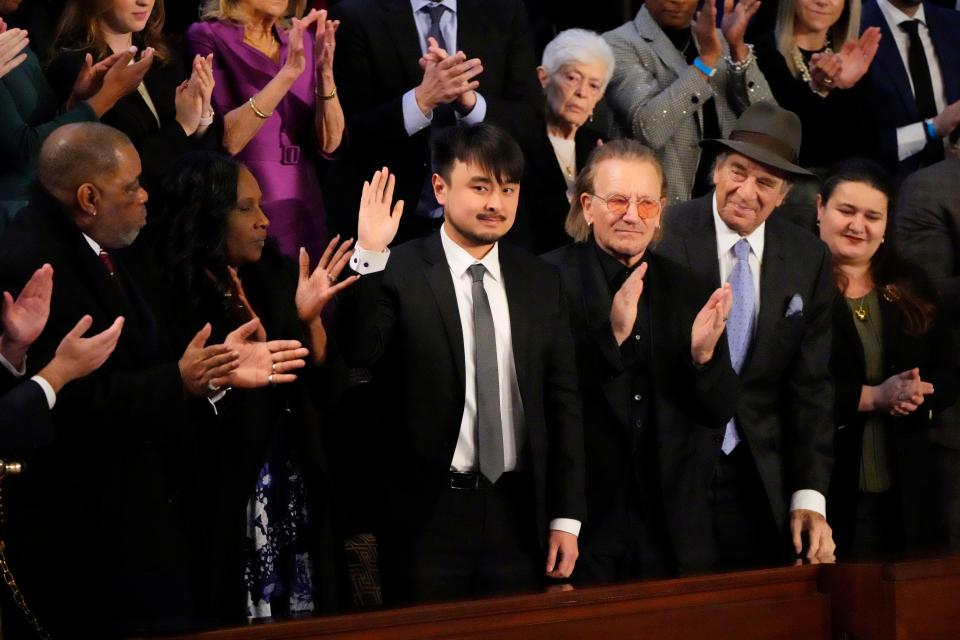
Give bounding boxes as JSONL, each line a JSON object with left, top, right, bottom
{"left": 711, "top": 194, "right": 826, "bottom": 517}
{"left": 876, "top": 0, "right": 948, "bottom": 161}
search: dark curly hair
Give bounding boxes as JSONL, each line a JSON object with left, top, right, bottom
{"left": 154, "top": 151, "right": 245, "bottom": 315}
{"left": 821, "top": 158, "right": 936, "bottom": 335}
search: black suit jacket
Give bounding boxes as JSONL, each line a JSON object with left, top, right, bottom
{"left": 656, "top": 195, "right": 835, "bottom": 533}
{"left": 542, "top": 243, "right": 739, "bottom": 571}
{"left": 516, "top": 118, "right": 604, "bottom": 254}
{"left": 328, "top": 0, "right": 542, "bottom": 237}
{"left": 340, "top": 234, "right": 585, "bottom": 548}
{"left": 0, "top": 374, "right": 53, "bottom": 457}
{"left": 860, "top": 0, "right": 960, "bottom": 179}
{"left": 828, "top": 274, "right": 958, "bottom": 554}
{"left": 895, "top": 156, "right": 960, "bottom": 450}
{"left": 0, "top": 190, "right": 200, "bottom": 637}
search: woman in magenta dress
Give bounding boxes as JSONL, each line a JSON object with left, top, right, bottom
{"left": 188, "top": 1, "right": 345, "bottom": 258}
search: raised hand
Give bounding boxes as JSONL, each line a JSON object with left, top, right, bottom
{"left": 834, "top": 27, "right": 881, "bottom": 89}
{"left": 37, "top": 315, "right": 124, "bottom": 392}
{"left": 809, "top": 51, "right": 842, "bottom": 94}
{"left": 178, "top": 323, "right": 240, "bottom": 397}
{"left": 296, "top": 236, "right": 360, "bottom": 323}
{"left": 0, "top": 22, "right": 29, "bottom": 80}
{"left": 721, "top": 0, "right": 761, "bottom": 61}
{"left": 280, "top": 13, "right": 313, "bottom": 80}
{"left": 692, "top": 0, "right": 723, "bottom": 69}
{"left": 691, "top": 283, "right": 732, "bottom": 365}
{"left": 610, "top": 262, "right": 648, "bottom": 346}
{"left": 357, "top": 167, "right": 404, "bottom": 252}
{"left": 313, "top": 11, "right": 339, "bottom": 76}
{"left": 76, "top": 46, "right": 154, "bottom": 115}
{"left": 188, "top": 53, "right": 215, "bottom": 125}
{"left": 214, "top": 318, "right": 309, "bottom": 388}
{"left": 414, "top": 40, "right": 482, "bottom": 115}
{"left": 0, "top": 264, "right": 53, "bottom": 369}
{"left": 175, "top": 78, "right": 203, "bottom": 136}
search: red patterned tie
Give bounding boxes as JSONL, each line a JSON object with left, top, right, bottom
{"left": 98, "top": 250, "right": 118, "bottom": 280}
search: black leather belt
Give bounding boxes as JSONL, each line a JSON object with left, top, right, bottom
{"left": 448, "top": 471, "right": 494, "bottom": 490}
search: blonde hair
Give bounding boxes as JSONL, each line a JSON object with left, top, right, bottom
{"left": 775, "top": 0, "right": 861, "bottom": 78}
{"left": 564, "top": 139, "right": 667, "bottom": 243}
{"left": 200, "top": 0, "right": 307, "bottom": 28}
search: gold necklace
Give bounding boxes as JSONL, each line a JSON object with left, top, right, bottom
{"left": 853, "top": 295, "right": 868, "bottom": 321}
{"left": 792, "top": 37, "right": 833, "bottom": 89}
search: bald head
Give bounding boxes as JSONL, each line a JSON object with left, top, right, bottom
{"left": 38, "top": 123, "right": 135, "bottom": 204}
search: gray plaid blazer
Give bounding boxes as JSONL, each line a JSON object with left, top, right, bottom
{"left": 602, "top": 7, "right": 775, "bottom": 203}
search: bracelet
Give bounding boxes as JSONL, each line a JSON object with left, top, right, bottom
{"left": 315, "top": 85, "right": 337, "bottom": 100}
{"left": 248, "top": 96, "right": 272, "bottom": 119}
{"left": 724, "top": 43, "right": 755, "bottom": 74}
{"left": 198, "top": 109, "right": 215, "bottom": 127}
{"left": 693, "top": 57, "right": 717, "bottom": 78}
{"left": 925, "top": 118, "right": 940, "bottom": 141}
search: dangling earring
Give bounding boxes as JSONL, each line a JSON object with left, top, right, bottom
{"left": 589, "top": 112, "right": 594, "bottom": 123}
{"left": 881, "top": 236, "right": 885, "bottom": 243}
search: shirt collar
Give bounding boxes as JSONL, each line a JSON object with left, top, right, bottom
{"left": 82, "top": 233, "right": 103, "bottom": 255}
{"left": 411, "top": 0, "right": 458, "bottom": 15}
{"left": 712, "top": 191, "right": 766, "bottom": 260}
{"left": 440, "top": 223, "right": 501, "bottom": 282}
{"left": 877, "top": 0, "right": 927, "bottom": 29}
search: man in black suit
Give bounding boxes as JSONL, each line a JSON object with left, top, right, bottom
{"left": 340, "top": 123, "right": 585, "bottom": 604}
{"left": 656, "top": 102, "right": 836, "bottom": 569}
{"left": 0, "top": 262, "right": 122, "bottom": 456}
{"left": 0, "top": 122, "right": 307, "bottom": 636}
{"left": 542, "top": 139, "right": 739, "bottom": 580}
{"left": 895, "top": 147, "right": 960, "bottom": 547}
{"left": 328, "top": 0, "right": 542, "bottom": 242}
{"left": 860, "top": 0, "right": 960, "bottom": 179}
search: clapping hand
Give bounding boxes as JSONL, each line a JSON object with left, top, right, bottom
{"left": 880, "top": 368, "right": 934, "bottom": 417}
{"left": 414, "top": 36, "right": 482, "bottom": 116}
{"left": 70, "top": 46, "right": 153, "bottom": 112}
{"left": 0, "top": 20, "right": 28, "bottom": 80}
{"left": 691, "top": 283, "right": 733, "bottom": 365}
{"left": 693, "top": 0, "right": 723, "bottom": 69}
{"left": 38, "top": 315, "right": 124, "bottom": 392}
{"left": 720, "top": 0, "right": 761, "bottom": 62}
{"left": 610, "top": 262, "right": 648, "bottom": 346}
{"left": 834, "top": 27, "right": 881, "bottom": 89}
{"left": 178, "top": 323, "right": 240, "bottom": 397}
{"left": 280, "top": 11, "right": 314, "bottom": 80}
{"left": 0, "top": 264, "right": 53, "bottom": 370}
{"left": 313, "top": 10, "right": 339, "bottom": 76}
{"left": 216, "top": 318, "right": 309, "bottom": 388}
{"left": 357, "top": 168, "right": 404, "bottom": 252}
{"left": 187, "top": 53, "right": 215, "bottom": 127}
{"left": 809, "top": 51, "right": 842, "bottom": 94}
{"left": 418, "top": 36, "right": 479, "bottom": 113}
{"left": 296, "top": 236, "right": 359, "bottom": 323}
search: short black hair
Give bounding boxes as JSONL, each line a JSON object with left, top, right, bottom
{"left": 431, "top": 123, "right": 524, "bottom": 185}
{"left": 820, "top": 158, "right": 895, "bottom": 210}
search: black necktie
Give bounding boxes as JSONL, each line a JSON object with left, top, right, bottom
{"left": 423, "top": 3, "right": 447, "bottom": 51}
{"left": 468, "top": 264, "right": 504, "bottom": 484}
{"left": 900, "top": 19, "right": 944, "bottom": 165}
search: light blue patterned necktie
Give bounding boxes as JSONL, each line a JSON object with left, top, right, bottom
{"left": 722, "top": 238, "right": 755, "bottom": 454}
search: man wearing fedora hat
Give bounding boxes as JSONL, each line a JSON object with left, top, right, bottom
{"left": 656, "top": 101, "right": 836, "bottom": 569}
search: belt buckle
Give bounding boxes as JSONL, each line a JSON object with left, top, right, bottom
{"left": 449, "top": 472, "right": 480, "bottom": 490}
{"left": 281, "top": 145, "right": 301, "bottom": 165}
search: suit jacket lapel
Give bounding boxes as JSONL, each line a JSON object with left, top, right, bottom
{"left": 378, "top": 0, "right": 424, "bottom": 88}
{"left": 682, "top": 198, "right": 722, "bottom": 288}
{"left": 636, "top": 7, "right": 690, "bottom": 79}
{"left": 744, "top": 223, "right": 790, "bottom": 372}
{"left": 867, "top": 4, "right": 918, "bottom": 118}
{"left": 421, "top": 235, "right": 467, "bottom": 389}
{"left": 456, "top": 0, "right": 485, "bottom": 62}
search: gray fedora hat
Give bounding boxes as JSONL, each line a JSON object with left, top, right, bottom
{"left": 700, "top": 101, "right": 814, "bottom": 176}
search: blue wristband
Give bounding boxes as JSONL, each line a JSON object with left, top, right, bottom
{"left": 693, "top": 57, "right": 717, "bottom": 78}
{"left": 925, "top": 119, "right": 939, "bottom": 141}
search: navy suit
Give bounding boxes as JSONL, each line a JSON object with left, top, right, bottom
{"left": 860, "top": 0, "right": 960, "bottom": 178}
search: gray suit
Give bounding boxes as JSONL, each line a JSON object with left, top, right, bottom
{"left": 894, "top": 156, "right": 960, "bottom": 546}
{"left": 601, "top": 7, "right": 774, "bottom": 203}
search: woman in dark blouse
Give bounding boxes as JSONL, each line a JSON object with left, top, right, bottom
{"left": 818, "top": 159, "right": 959, "bottom": 557}
{"left": 755, "top": 0, "right": 881, "bottom": 170}
{"left": 47, "top": 0, "right": 218, "bottom": 195}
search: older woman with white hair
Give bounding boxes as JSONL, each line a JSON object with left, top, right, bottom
{"left": 517, "top": 28, "right": 614, "bottom": 254}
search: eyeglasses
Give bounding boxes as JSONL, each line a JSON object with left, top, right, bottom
{"left": 589, "top": 193, "right": 662, "bottom": 219}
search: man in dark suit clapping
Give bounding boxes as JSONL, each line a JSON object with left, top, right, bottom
{"left": 656, "top": 102, "right": 836, "bottom": 569}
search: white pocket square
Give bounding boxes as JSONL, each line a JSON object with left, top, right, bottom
{"left": 785, "top": 293, "right": 804, "bottom": 317}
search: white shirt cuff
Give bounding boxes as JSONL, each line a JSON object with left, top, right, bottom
{"left": 30, "top": 375, "right": 56, "bottom": 409}
{"left": 0, "top": 352, "right": 26, "bottom": 377}
{"left": 206, "top": 387, "right": 229, "bottom": 415}
{"left": 350, "top": 245, "right": 390, "bottom": 275}
{"left": 790, "top": 489, "right": 826, "bottom": 517}
{"left": 456, "top": 92, "right": 486, "bottom": 125}
{"left": 549, "top": 517, "right": 581, "bottom": 538}
{"left": 896, "top": 122, "right": 928, "bottom": 162}
{"left": 402, "top": 88, "right": 433, "bottom": 136}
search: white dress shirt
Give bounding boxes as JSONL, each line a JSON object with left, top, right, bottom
{"left": 401, "top": 0, "right": 487, "bottom": 136}
{"left": 711, "top": 196, "right": 826, "bottom": 517}
{"left": 876, "top": 0, "right": 948, "bottom": 161}
{"left": 351, "top": 227, "right": 581, "bottom": 536}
